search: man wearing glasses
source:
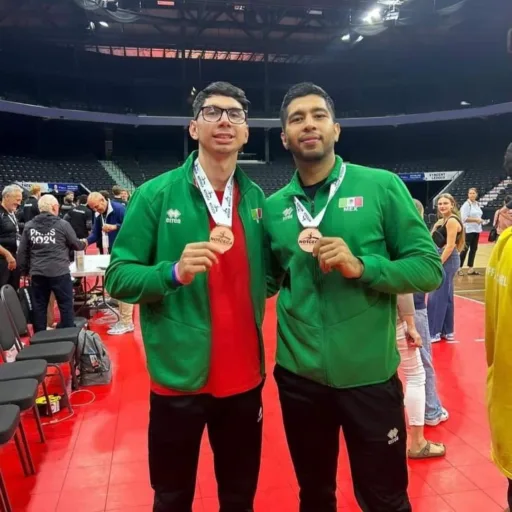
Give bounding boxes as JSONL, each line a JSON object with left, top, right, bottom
{"left": 105, "top": 82, "right": 267, "bottom": 512}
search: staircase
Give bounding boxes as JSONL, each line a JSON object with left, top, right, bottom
{"left": 99, "top": 160, "right": 136, "bottom": 192}
{"left": 479, "top": 178, "right": 512, "bottom": 207}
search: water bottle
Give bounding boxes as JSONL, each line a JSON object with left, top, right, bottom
{"left": 76, "top": 250, "right": 85, "bottom": 271}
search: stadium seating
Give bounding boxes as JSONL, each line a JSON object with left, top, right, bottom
{"left": 114, "top": 153, "right": 181, "bottom": 188}
{"left": 0, "top": 155, "right": 115, "bottom": 192}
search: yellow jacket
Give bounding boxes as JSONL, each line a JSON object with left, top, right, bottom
{"left": 485, "top": 226, "right": 512, "bottom": 479}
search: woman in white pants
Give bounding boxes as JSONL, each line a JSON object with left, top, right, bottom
{"left": 397, "top": 294, "right": 446, "bottom": 459}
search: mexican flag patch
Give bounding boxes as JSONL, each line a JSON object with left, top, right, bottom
{"left": 339, "top": 197, "right": 364, "bottom": 209}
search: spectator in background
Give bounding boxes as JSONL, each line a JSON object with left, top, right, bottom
{"left": 64, "top": 194, "right": 93, "bottom": 240}
{"left": 112, "top": 185, "right": 127, "bottom": 205}
{"left": 17, "top": 184, "right": 41, "bottom": 227}
{"left": 485, "top": 224, "right": 512, "bottom": 512}
{"left": 459, "top": 187, "right": 484, "bottom": 276}
{"left": 60, "top": 191, "right": 75, "bottom": 218}
{"left": 412, "top": 199, "right": 448, "bottom": 426}
{"left": 493, "top": 195, "right": 512, "bottom": 238}
{"left": 17, "top": 194, "right": 86, "bottom": 333}
{"left": 120, "top": 189, "right": 130, "bottom": 202}
{"left": 87, "top": 192, "right": 133, "bottom": 335}
{"left": 0, "top": 184, "right": 23, "bottom": 290}
{"left": 427, "top": 193, "right": 464, "bottom": 343}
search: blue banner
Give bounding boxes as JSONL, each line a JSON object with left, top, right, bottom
{"left": 47, "top": 183, "right": 80, "bottom": 194}
{"left": 398, "top": 173, "right": 425, "bottom": 182}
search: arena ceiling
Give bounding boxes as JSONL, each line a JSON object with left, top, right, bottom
{"left": 0, "top": 0, "right": 507, "bottom": 63}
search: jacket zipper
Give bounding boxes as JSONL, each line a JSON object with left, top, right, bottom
{"left": 306, "top": 195, "right": 329, "bottom": 386}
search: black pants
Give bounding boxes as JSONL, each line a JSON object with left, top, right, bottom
{"left": 32, "top": 274, "right": 75, "bottom": 333}
{"left": 508, "top": 478, "right": 512, "bottom": 509}
{"left": 459, "top": 232, "right": 479, "bottom": 268}
{"left": 0, "top": 258, "right": 20, "bottom": 291}
{"left": 149, "top": 385, "right": 263, "bottom": 512}
{"left": 275, "top": 366, "right": 411, "bottom": 512}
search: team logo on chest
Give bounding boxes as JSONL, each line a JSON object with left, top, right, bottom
{"left": 166, "top": 209, "right": 182, "bottom": 224}
{"left": 282, "top": 207, "right": 293, "bottom": 221}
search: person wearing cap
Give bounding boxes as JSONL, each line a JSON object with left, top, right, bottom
{"left": 264, "top": 83, "right": 443, "bottom": 512}
{"left": 105, "top": 82, "right": 266, "bottom": 512}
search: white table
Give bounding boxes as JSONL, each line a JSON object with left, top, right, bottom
{"left": 70, "top": 255, "right": 118, "bottom": 320}
{"left": 70, "top": 254, "right": 110, "bottom": 278}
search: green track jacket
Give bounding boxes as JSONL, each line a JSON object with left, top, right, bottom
{"left": 265, "top": 156, "right": 443, "bottom": 389}
{"left": 105, "top": 152, "right": 267, "bottom": 391}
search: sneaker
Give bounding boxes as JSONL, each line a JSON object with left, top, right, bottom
{"left": 425, "top": 408, "right": 449, "bottom": 427}
{"left": 444, "top": 333, "right": 456, "bottom": 342}
{"left": 431, "top": 335, "right": 442, "bottom": 344}
{"left": 107, "top": 322, "right": 135, "bottom": 336}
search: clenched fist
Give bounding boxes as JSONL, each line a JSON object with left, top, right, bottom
{"left": 312, "top": 237, "right": 364, "bottom": 279}
{"left": 176, "top": 242, "right": 222, "bottom": 285}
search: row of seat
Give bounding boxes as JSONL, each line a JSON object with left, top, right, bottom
{"left": 0, "top": 285, "right": 85, "bottom": 512}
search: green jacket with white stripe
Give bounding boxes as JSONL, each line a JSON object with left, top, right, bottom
{"left": 264, "top": 156, "right": 443, "bottom": 389}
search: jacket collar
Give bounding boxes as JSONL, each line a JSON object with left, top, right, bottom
{"left": 183, "top": 150, "right": 255, "bottom": 196}
{"left": 283, "top": 155, "right": 344, "bottom": 198}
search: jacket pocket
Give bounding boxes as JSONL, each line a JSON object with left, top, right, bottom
{"left": 323, "top": 300, "right": 400, "bottom": 388}
{"left": 276, "top": 302, "right": 325, "bottom": 384}
{"left": 140, "top": 313, "right": 210, "bottom": 391}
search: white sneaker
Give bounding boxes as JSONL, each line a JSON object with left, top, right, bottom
{"left": 425, "top": 408, "right": 449, "bottom": 427}
{"left": 107, "top": 322, "right": 135, "bottom": 336}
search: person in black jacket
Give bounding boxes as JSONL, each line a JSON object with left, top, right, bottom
{"left": 17, "top": 194, "right": 86, "bottom": 333}
{"left": 0, "top": 184, "right": 23, "bottom": 290}
{"left": 59, "top": 192, "right": 75, "bottom": 218}
{"left": 17, "top": 184, "right": 41, "bottom": 229}
{"left": 64, "top": 194, "right": 93, "bottom": 239}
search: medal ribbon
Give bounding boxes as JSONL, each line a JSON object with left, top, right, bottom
{"left": 194, "top": 159, "right": 235, "bottom": 228}
{"left": 294, "top": 164, "right": 346, "bottom": 228}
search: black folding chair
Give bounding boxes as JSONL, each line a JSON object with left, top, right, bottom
{"left": 0, "top": 301, "right": 77, "bottom": 412}
{"left": 0, "top": 404, "right": 36, "bottom": 512}
{"left": 1, "top": 285, "right": 81, "bottom": 345}
{"left": 0, "top": 379, "right": 44, "bottom": 444}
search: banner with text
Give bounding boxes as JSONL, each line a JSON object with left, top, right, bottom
{"left": 398, "top": 171, "right": 459, "bottom": 182}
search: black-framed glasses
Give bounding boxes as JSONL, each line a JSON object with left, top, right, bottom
{"left": 197, "top": 106, "right": 247, "bottom": 125}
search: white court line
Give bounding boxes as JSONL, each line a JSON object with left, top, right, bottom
{"left": 475, "top": 338, "right": 485, "bottom": 342}
{"left": 455, "top": 294, "right": 485, "bottom": 305}
{"left": 455, "top": 289, "right": 485, "bottom": 293}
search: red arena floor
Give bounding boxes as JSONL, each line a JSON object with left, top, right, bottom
{"left": 2, "top": 295, "right": 508, "bottom": 512}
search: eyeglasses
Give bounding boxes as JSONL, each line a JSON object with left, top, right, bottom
{"left": 197, "top": 106, "right": 247, "bottom": 125}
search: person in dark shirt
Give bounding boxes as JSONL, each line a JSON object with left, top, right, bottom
{"left": 0, "top": 184, "right": 23, "bottom": 290}
{"left": 64, "top": 194, "right": 93, "bottom": 239}
{"left": 17, "top": 184, "right": 42, "bottom": 228}
{"left": 112, "top": 185, "right": 127, "bottom": 205}
{"left": 17, "top": 194, "right": 86, "bottom": 333}
{"left": 59, "top": 191, "right": 75, "bottom": 218}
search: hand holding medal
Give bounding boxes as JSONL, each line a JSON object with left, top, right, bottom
{"left": 312, "top": 237, "right": 364, "bottom": 279}
{"left": 176, "top": 241, "right": 222, "bottom": 285}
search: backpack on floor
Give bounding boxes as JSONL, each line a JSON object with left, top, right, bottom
{"left": 76, "top": 330, "right": 112, "bottom": 386}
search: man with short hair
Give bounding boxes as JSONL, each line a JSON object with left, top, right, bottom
{"left": 0, "top": 184, "right": 23, "bottom": 290}
{"left": 18, "top": 184, "right": 41, "bottom": 226}
{"left": 64, "top": 194, "right": 93, "bottom": 240}
{"left": 87, "top": 191, "right": 131, "bottom": 335}
{"left": 265, "top": 83, "right": 444, "bottom": 512}
{"left": 17, "top": 194, "right": 86, "bottom": 333}
{"left": 112, "top": 185, "right": 127, "bottom": 205}
{"left": 105, "top": 81, "right": 266, "bottom": 512}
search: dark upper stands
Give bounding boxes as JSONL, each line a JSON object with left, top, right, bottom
{"left": 114, "top": 153, "right": 181, "bottom": 188}
{"left": 0, "top": 155, "right": 114, "bottom": 192}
